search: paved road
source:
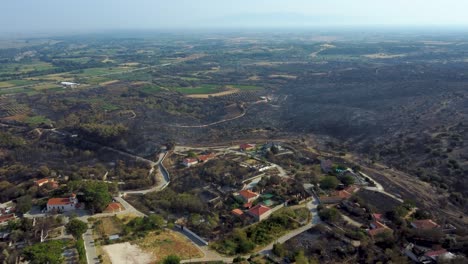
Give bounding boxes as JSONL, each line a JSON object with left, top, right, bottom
{"left": 124, "top": 152, "right": 170, "bottom": 195}
{"left": 83, "top": 227, "right": 99, "bottom": 264}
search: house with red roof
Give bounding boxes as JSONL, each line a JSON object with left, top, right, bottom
{"left": 368, "top": 220, "right": 393, "bottom": 238}
{"left": 198, "top": 153, "right": 216, "bottom": 163}
{"left": 319, "top": 185, "right": 359, "bottom": 204}
{"left": 231, "top": 209, "right": 244, "bottom": 217}
{"left": 248, "top": 204, "right": 272, "bottom": 222}
{"left": 424, "top": 249, "right": 456, "bottom": 262}
{"left": 47, "top": 193, "right": 78, "bottom": 212}
{"left": 240, "top": 144, "right": 256, "bottom": 151}
{"left": 237, "top": 190, "right": 260, "bottom": 203}
{"left": 411, "top": 219, "right": 440, "bottom": 230}
{"left": 183, "top": 158, "right": 198, "bottom": 167}
{"left": 35, "top": 178, "right": 59, "bottom": 189}
{"left": 104, "top": 202, "right": 124, "bottom": 213}
{"left": 0, "top": 214, "right": 16, "bottom": 226}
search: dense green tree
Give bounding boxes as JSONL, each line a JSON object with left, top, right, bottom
{"left": 340, "top": 174, "right": 355, "bottom": 186}
{"left": 320, "top": 176, "right": 339, "bottom": 190}
{"left": 162, "top": 254, "right": 181, "bottom": 264}
{"left": 272, "top": 243, "right": 286, "bottom": 257}
{"left": 66, "top": 219, "right": 88, "bottom": 239}
{"left": 75, "top": 181, "right": 113, "bottom": 213}
{"left": 23, "top": 240, "right": 64, "bottom": 264}
{"left": 318, "top": 208, "right": 340, "bottom": 223}
{"left": 16, "top": 195, "right": 32, "bottom": 214}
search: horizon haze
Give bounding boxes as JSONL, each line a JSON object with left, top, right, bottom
{"left": 2, "top": 0, "right": 468, "bottom": 35}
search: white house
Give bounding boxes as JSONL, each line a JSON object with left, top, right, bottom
{"left": 60, "top": 82, "right": 79, "bottom": 88}
{"left": 47, "top": 193, "right": 78, "bottom": 212}
{"left": 183, "top": 158, "right": 198, "bottom": 167}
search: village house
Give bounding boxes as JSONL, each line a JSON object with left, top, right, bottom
{"left": 248, "top": 204, "right": 272, "bottom": 222}
{"left": 368, "top": 220, "right": 393, "bottom": 239}
{"left": 103, "top": 202, "right": 124, "bottom": 213}
{"left": 423, "top": 249, "right": 456, "bottom": 263}
{"left": 411, "top": 219, "right": 440, "bottom": 230}
{"left": 197, "top": 153, "right": 216, "bottom": 163}
{"left": 183, "top": 158, "right": 198, "bottom": 167}
{"left": 240, "top": 143, "right": 256, "bottom": 151}
{"left": 231, "top": 208, "right": 244, "bottom": 217}
{"left": 0, "top": 214, "right": 16, "bottom": 226}
{"left": 34, "top": 178, "right": 59, "bottom": 189}
{"left": 237, "top": 189, "right": 260, "bottom": 203}
{"left": 47, "top": 193, "right": 78, "bottom": 212}
{"left": 320, "top": 185, "right": 359, "bottom": 204}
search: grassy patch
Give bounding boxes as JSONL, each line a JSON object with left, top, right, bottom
{"left": 230, "top": 85, "right": 261, "bottom": 91}
{"left": 24, "top": 115, "right": 52, "bottom": 126}
{"left": 171, "top": 84, "right": 220, "bottom": 94}
{"left": 32, "top": 83, "right": 62, "bottom": 90}
{"left": 72, "top": 67, "right": 129, "bottom": 77}
{"left": 141, "top": 85, "right": 162, "bottom": 94}
{"left": 212, "top": 207, "right": 306, "bottom": 255}
{"left": 94, "top": 216, "right": 124, "bottom": 237}
{"left": 0, "top": 87, "right": 34, "bottom": 95}
{"left": 135, "top": 230, "right": 203, "bottom": 261}
{"left": 0, "top": 79, "right": 35, "bottom": 88}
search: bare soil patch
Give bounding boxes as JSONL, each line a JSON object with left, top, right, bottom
{"left": 135, "top": 230, "right": 203, "bottom": 261}
{"left": 103, "top": 242, "right": 153, "bottom": 264}
{"left": 186, "top": 88, "right": 239, "bottom": 98}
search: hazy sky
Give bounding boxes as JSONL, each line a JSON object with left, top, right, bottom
{"left": 2, "top": 0, "right": 468, "bottom": 34}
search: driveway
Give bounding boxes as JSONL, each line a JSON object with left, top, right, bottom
{"left": 83, "top": 227, "right": 99, "bottom": 264}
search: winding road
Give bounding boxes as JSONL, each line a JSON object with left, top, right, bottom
{"left": 171, "top": 100, "right": 267, "bottom": 128}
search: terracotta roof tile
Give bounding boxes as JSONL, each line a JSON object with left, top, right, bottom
{"left": 248, "top": 204, "right": 271, "bottom": 217}
{"left": 47, "top": 198, "right": 71, "bottom": 206}
{"left": 239, "top": 190, "right": 259, "bottom": 200}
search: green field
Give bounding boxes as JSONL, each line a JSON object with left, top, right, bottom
{"left": 0, "top": 80, "right": 36, "bottom": 88}
{"left": 141, "top": 85, "right": 163, "bottom": 94}
{"left": 0, "top": 62, "right": 55, "bottom": 75}
{"left": 73, "top": 67, "right": 131, "bottom": 77}
{"left": 25, "top": 115, "right": 52, "bottom": 126}
{"left": 171, "top": 84, "right": 220, "bottom": 94}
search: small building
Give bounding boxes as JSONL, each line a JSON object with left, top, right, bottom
{"left": 424, "top": 249, "right": 456, "bottom": 262}
{"left": 319, "top": 186, "right": 359, "bottom": 204}
{"left": 411, "top": 219, "right": 440, "bottom": 230}
{"left": 104, "top": 202, "right": 124, "bottom": 213}
{"left": 183, "top": 158, "right": 198, "bottom": 167}
{"left": 34, "top": 178, "right": 59, "bottom": 189}
{"left": 240, "top": 144, "right": 256, "bottom": 151}
{"left": 320, "top": 159, "right": 333, "bottom": 173}
{"left": 47, "top": 193, "right": 78, "bottom": 212}
{"left": 198, "top": 153, "right": 216, "bottom": 163}
{"left": 35, "top": 178, "right": 51, "bottom": 187}
{"left": 108, "top": 234, "right": 120, "bottom": 241}
{"left": 238, "top": 190, "right": 260, "bottom": 203}
{"left": 0, "top": 214, "right": 16, "bottom": 226}
{"left": 368, "top": 221, "right": 393, "bottom": 238}
{"left": 60, "top": 82, "right": 79, "bottom": 88}
{"left": 248, "top": 204, "right": 272, "bottom": 222}
{"left": 231, "top": 209, "right": 244, "bottom": 217}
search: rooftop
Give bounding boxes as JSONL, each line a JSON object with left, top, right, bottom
{"left": 239, "top": 189, "right": 259, "bottom": 200}
{"left": 411, "top": 219, "right": 439, "bottom": 229}
{"left": 47, "top": 198, "right": 72, "bottom": 206}
{"left": 248, "top": 204, "right": 271, "bottom": 217}
{"left": 231, "top": 209, "right": 244, "bottom": 216}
